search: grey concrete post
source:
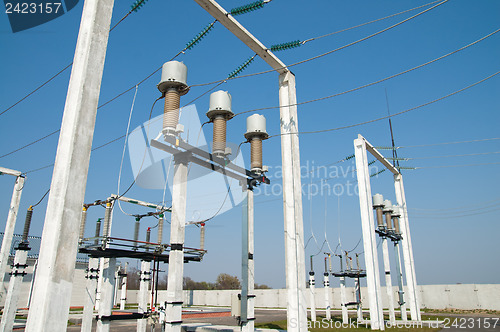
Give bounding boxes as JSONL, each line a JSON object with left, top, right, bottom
{"left": 165, "top": 153, "right": 188, "bottom": 332}
{"left": 241, "top": 188, "right": 255, "bottom": 332}
{"left": 81, "top": 257, "right": 99, "bottom": 332}
{"left": 394, "top": 175, "right": 420, "bottom": 321}
{"left": 279, "top": 71, "right": 307, "bottom": 332}
{"left": 25, "top": 0, "right": 114, "bottom": 330}
{"left": 96, "top": 258, "right": 116, "bottom": 332}
{"left": 394, "top": 242, "right": 407, "bottom": 321}
{"left": 120, "top": 262, "right": 128, "bottom": 310}
{"left": 382, "top": 238, "right": 396, "bottom": 324}
{"left": 354, "top": 136, "right": 384, "bottom": 330}
{"left": 340, "top": 276, "right": 348, "bottom": 324}
{"left": 137, "top": 260, "right": 151, "bottom": 332}
{"left": 0, "top": 248, "right": 28, "bottom": 332}
{"left": 0, "top": 175, "right": 25, "bottom": 296}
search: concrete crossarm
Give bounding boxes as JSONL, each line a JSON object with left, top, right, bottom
{"left": 192, "top": 0, "right": 288, "bottom": 74}
{"left": 0, "top": 167, "right": 22, "bottom": 177}
{"left": 359, "top": 134, "right": 400, "bottom": 175}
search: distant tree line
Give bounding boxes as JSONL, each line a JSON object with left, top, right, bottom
{"left": 125, "top": 268, "right": 270, "bottom": 290}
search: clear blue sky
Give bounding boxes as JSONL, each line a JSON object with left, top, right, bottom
{"left": 0, "top": 0, "right": 499, "bottom": 289}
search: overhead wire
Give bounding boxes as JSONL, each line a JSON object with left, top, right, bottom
{"left": 266, "top": 70, "right": 500, "bottom": 138}
{"left": 1, "top": 1, "right": 478, "bottom": 159}
{"left": 233, "top": 27, "right": 500, "bottom": 116}
{"left": 190, "top": 0, "right": 450, "bottom": 87}
{"left": 0, "top": 0, "right": 151, "bottom": 118}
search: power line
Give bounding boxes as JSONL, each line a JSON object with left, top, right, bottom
{"left": 412, "top": 162, "right": 500, "bottom": 169}
{"left": 0, "top": 0, "right": 151, "bottom": 117}
{"left": 190, "top": 0, "right": 450, "bottom": 88}
{"left": 267, "top": 70, "right": 500, "bottom": 137}
{"left": 233, "top": 27, "right": 500, "bottom": 116}
{"left": 388, "top": 151, "right": 500, "bottom": 161}
{"left": 0, "top": 1, "right": 469, "bottom": 159}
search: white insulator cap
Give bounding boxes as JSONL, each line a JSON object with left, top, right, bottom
{"left": 244, "top": 114, "right": 269, "bottom": 140}
{"left": 383, "top": 199, "right": 393, "bottom": 213}
{"left": 372, "top": 193, "right": 384, "bottom": 208}
{"left": 392, "top": 206, "right": 401, "bottom": 217}
{"left": 158, "top": 61, "right": 188, "bottom": 93}
{"left": 206, "top": 90, "right": 234, "bottom": 120}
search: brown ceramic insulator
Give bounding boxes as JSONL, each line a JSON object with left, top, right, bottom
{"left": 393, "top": 217, "right": 400, "bottom": 234}
{"left": 250, "top": 137, "right": 263, "bottom": 170}
{"left": 212, "top": 116, "right": 226, "bottom": 155}
{"left": 384, "top": 211, "right": 393, "bottom": 230}
{"left": 163, "top": 88, "right": 180, "bottom": 132}
{"left": 376, "top": 208, "right": 384, "bottom": 229}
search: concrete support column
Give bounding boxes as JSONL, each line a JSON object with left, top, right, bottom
{"left": 382, "top": 238, "right": 396, "bottom": 324}
{"left": 394, "top": 242, "right": 407, "bottom": 321}
{"left": 25, "top": 0, "right": 114, "bottom": 330}
{"left": 354, "top": 136, "right": 384, "bottom": 330}
{"left": 323, "top": 273, "right": 331, "bottom": 320}
{"left": 120, "top": 263, "right": 128, "bottom": 310}
{"left": 165, "top": 153, "right": 188, "bottom": 332}
{"left": 96, "top": 258, "right": 116, "bottom": 332}
{"left": 0, "top": 175, "right": 25, "bottom": 296}
{"left": 279, "top": 71, "right": 307, "bottom": 332}
{"left": 308, "top": 271, "right": 316, "bottom": 322}
{"left": 394, "top": 175, "right": 420, "bottom": 321}
{"left": 355, "top": 278, "right": 363, "bottom": 322}
{"left": 340, "top": 276, "right": 348, "bottom": 324}
{"left": 81, "top": 257, "right": 99, "bottom": 332}
{"left": 0, "top": 248, "right": 28, "bottom": 332}
{"left": 137, "top": 260, "right": 151, "bottom": 332}
{"left": 241, "top": 189, "right": 255, "bottom": 332}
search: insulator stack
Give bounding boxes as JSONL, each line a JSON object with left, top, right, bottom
{"left": 157, "top": 61, "right": 189, "bottom": 138}
{"left": 392, "top": 206, "right": 402, "bottom": 234}
{"left": 94, "top": 218, "right": 102, "bottom": 245}
{"left": 134, "top": 217, "right": 140, "bottom": 250}
{"left": 22, "top": 206, "right": 33, "bottom": 242}
{"left": 372, "top": 193, "right": 385, "bottom": 229}
{"left": 146, "top": 227, "right": 151, "bottom": 252}
{"left": 383, "top": 200, "right": 394, "bottom": 230}
{"left": 102, "top": 202, "right": 112, "bottom": 237}
{"left": 79, "top": 206, "right": 87, "bottom": 243}
{"left": 200, "top": 222, "right": 205, "bottom": 250}
{"left": 206, "top": 91, "right": 234, "bottom": 158}
{"left": 244, "top": 114, "right": 269, "bottom": 174}
{"left": 157, "top": 214, "right": 164, "bottom": 244}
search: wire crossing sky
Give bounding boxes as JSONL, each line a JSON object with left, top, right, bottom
{"left": 0, "top": 0, "right": 498, "bottom": 288}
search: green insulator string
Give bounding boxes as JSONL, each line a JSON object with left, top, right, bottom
{"left": 370, "top": 169, "right": 386, "bottom": 177}
{"left": 345, "top": 154, "right": 355, "bottom": 161}
{"left": 227, "top": 55, "right": 257, "bottom": 79}
{"left": 185, "top": 21, "right": 217, "bottom": 51}
{"left": 131, "top": 0, "right": 148, "bottom": 12}
{"left": 397, "top": 166, "right": 416, "bottom": 170}
{"left": 368, "top": 160, "right": 376, "bottom": 166}
{"left": 270, "top": 40, "right": 302, "bottom": 52}
{"left": 230, "top": 0, "right": 266, "bottom": 16}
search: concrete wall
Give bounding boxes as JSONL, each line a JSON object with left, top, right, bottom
{"left": 131, "top": 284, "right": 499, "bottom": 311}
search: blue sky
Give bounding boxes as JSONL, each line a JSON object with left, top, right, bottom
{"left": 0, "top": 0, "right": 499, "bottom": 289}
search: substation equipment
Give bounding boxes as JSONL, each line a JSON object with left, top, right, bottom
{"left": 354, "top": 134, "right": 421, "bottom": 330}
{"left": 23, "top": 0, "right": 306, "bottom": 331}
{"left": 150, "top": 60, "right": 270, "bottom": 332}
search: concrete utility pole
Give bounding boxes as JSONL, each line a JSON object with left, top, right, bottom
{"left": 339, "top": 275, "right": 348, "bottom": 324}
{"left": 354, "top": 136, "right": 384, "bottom": 330}
{"left": 0, "top": 244, "right": 29, "bottom": 331}
{"left": 191, "top": 2, "right": 306, "bottom": 330}
{"left": 241, "top": 188, "right": 255, "bottom": 332}
{"left": 120, "top": 262, "right": 128, "bottom": 310}
{"left": 137, "top": 260, "right": 151, "bottom": 332}
{"left": 25, "top": 0, "right": 114, "bottom": 330}
{"left": 96, "top": 258, "right": 116, "bottom": 332}
{"left": 81, "top": 257, "right": 99, "bottom": 332}
{"left": 165, "top": 153, "right": 189, "bottom": 332}
{"left": 323, "top": 256, "right": 331, "bottom": 320}
{"left": 279, "top": 72, "right": 307, "bottom": 331}
{"left": 355, "top": 277, "right": 363, "bottom": 322}
{"left": 0, "top": 167, "right": 24, "bottom": 296}
{"left": 394, "top": 174, "right": 420, "bottom": 321}
{"left": 393, "top": 243, "right": 407, "bottom": 321}
{"left": 382, "top": 203, "right": 396, "bottom": 324}
{"left": 308, "top": 256, "right": 316, "bottom": 322}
